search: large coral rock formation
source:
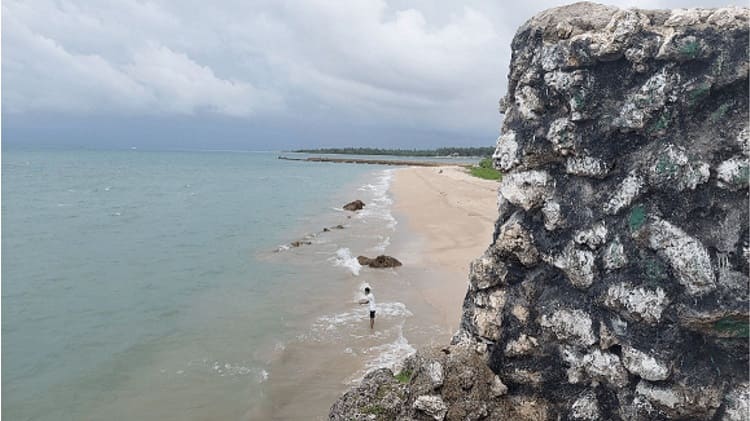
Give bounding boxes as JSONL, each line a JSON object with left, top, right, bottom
{"left": 330, "top": 3, "right": 749, "bottom": 420}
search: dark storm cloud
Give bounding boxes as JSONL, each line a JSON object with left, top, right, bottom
{"left": 2, "top": 0, "right": 739, "bottom": 148}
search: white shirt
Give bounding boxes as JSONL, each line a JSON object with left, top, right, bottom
{"left": 366, "top": 293, "right": 376, "bottom": 312}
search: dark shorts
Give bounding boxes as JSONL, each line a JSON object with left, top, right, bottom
{"left": 369, "top": 311, "right": 376, "bottom": 319}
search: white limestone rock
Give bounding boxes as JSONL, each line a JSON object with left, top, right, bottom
{"left": 472, "top": 289, "right": 506, "bottom": 341}
{"left": 636, "top": 380, "right": 722, "bottom": 418}
{"left": 614, "top": 69, "right": 678, "bottom": 130}
{"left": 707, "top": 7, "right": 749, "bottom": 29}
{"left": 603, "top": 282, "right": 669, "bottom": 324}
{"left": 657, "top": 33, "right": 713, "bottom": 62}
{"left": 490, "top": 375, "right": 508, "bottom": 397}
{"left": 571, "top": 391, "right": 600, "bottom": 420}
{"left": 664, "top": 9, "right": 703, "bottom": 26}
{"left": 621, "top": 346, "right": 671, "bottom": 381}
{"left": 602, "top": 237, "right": 628, "bottom": 271}
{"left": 562, "top": 347, "right": 629, "bottom": 387}
{"left": 566, "top": 156, "right": 612, "bottom": 178}
{"left": 426, "top": 361, "right": 444, "bottom": 389}
{"left": 595, "top": 10, "right": 651, "bottom": 60}
{"left": 504, "top": 334, "right": 539, "bottom": 357}
{"left": 723, "top": 382, "right": 750, "bottom": 421}
{"left": 738, "top": 125, "right": 750, "bottom": 157}
{"left": 549, "top": 242, "right": 597, "bottom": 289}
{"left": 494, "top": 214, "right": 540, "bottom": 266}
{"left": 546, "top": 118, "right": 578, "bottom": 155}
{"left": 603, "top": 171, "right": 645, "bottom": 215}
{"left": 574, "top": 221, "right": 608, "bottom": 250}
{"left": 645, "top": 218, "right": 716, "bottom": 296}
{"left": 541, "top": 43, "right": 565, "bottom": 72}
{"left": 493, "top": 131, "right": 520, "bottom": 171}
{"left": 544, "top": 70, "right": 574, "bottom": 92}
{"left": 598, "top": 322, "right": 619, "bottom": 350}
{"left": 511, "top": 305, "right": 529, "bottom": 323}
{"left": 515, "top": 86, "right": 544, "bottom": 120}
{"left": 499, "top": 170, "right": 555, "bottom": 211}
{"left": 542, "top": 200, "right": 563, "bottom": 231}
{"left": 647, "top": 144, "right": 710, "bottom": 191}
{"left": 717, "top": 156, "right": 749, "bottom": 190}
{"left": 469, "top": 252, "right": 508, "bottom": 290}
{"left": 540, "top": 309, "right": 597, "bottom": 347}
{"left": 413, "top": 395, "right": 448, "bottom": 420}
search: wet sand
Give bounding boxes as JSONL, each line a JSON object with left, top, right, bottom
{"left": 253, "top": 166, "right": 498, "bottom": 420}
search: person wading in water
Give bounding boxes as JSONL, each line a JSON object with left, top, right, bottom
{"left": 358, "top": 286, "right": 376, "bottom": 329}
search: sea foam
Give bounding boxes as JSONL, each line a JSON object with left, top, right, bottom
{"left": 357, "top": 170, "right": 397, "bottom": 230}
{"left": 330, "top": 247, "right": 362, "bottom": 276}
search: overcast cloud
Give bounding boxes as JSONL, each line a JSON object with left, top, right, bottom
{"left": 2, "top": 0, "right": 738, "bottom": 149}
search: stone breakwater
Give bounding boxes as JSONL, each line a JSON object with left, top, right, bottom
{"left": 329, "top": 3, "right": 749, "bottom": 420}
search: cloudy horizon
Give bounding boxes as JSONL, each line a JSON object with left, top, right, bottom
{"left": 2, "top": 0, "right": 738, "bottom": 150}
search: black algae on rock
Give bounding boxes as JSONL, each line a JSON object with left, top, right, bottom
{"left": 330, "top": 3, "right": 749, "bottom": 420}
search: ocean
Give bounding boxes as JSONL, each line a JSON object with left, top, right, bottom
{"left": 2, "top": 149, "right": 469, "bottom": 420}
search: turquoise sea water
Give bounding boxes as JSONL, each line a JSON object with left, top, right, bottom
{"left": 3, "top": 149, "right": 386, "bottom": 420}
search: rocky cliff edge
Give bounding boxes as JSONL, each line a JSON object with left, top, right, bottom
{"left": 329, "top": 3, "right": 749, "bottom": 420}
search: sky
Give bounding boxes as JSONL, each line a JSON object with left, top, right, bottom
{"left": 2, "top": 0, "right": 738, "bottom": 150}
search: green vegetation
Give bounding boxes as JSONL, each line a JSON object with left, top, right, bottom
{"left": 710, "top": 102, "right": 732, "bottom": 122}
{"left": 734, "top": 166, "right": 750, "bottom": 185}
{"left": 689, "top": 84, "right": 711, "bottom": 106}
{"left": 648, "top": 112, "right": 670, "bottom": 134}
{"left": 293, "top": 147, "right": 495, "bottom": 157}
{"left": 469, "top": 157, "right": 502, "bottom": 181}
{"left": 714, "top": 317, "right": 750, "bottom": 338}
{"left": 680, "top": 40, "right": 701, "bottom": 58}
{"left": 362, "top": 405, "right": 387, "bottom": 416}
{"left": 655, "top": 156, "right": 678, "bottom": 176}
{"left": 629, "top": 205, "right": 646, "bottom": 231}
{"left": 572, "top": 92, "right": 586, "bottom": 109}
{"left": 394, "top": 369, "right": 413, "bottom": 383}
{"left": 643, "top": 258, "right": 667, "bottom": 281}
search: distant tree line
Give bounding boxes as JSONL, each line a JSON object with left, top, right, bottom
{"left": 292, "top": 147, "right": 495, "bottom": 157}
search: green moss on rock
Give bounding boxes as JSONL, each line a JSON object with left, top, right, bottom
{"left": 395, "top": 369, "right": 412, "bottom": 384}
{"left": 714, "top": 317, "right": 750, "bottom": 338}
{"left": 629, "top": 205, "right": 646, "bottom": 231}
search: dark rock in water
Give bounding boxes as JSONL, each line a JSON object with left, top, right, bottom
{"left": 323, "top": 227, "right": 330, "bottom": 232}
{"left": 331, "top": 3, "right": 749, "bottom": 420}
{"left": 357, "top": 255, "right": 402, "bottom": 268}
{"left": 334, "top": 224, "right": 345, "bottom": 229}
{"left": 343, "top": 200, "right": 366, "bottom": 211}
{"left": 289, "top": 240, "right": 312, "bottom": 248}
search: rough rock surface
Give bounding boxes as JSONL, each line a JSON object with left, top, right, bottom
{"left": 357, "top": 255, "right": 403, "bottom": 268}
{"left": 343, "top": 200, "right": 366, "bottom": 211}
{"left": 330, "top": 3, "right": 749, "bottom": 420}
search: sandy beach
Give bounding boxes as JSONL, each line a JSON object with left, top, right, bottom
{"left": 390, "top": 165, "right": 499, "bottom": 332}
{"left": 246, "top": 164, "right": 500, "bottom": 420}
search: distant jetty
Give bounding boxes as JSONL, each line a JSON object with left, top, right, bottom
{"left": 278, "top": 156, "right": 451, "bottom": 167}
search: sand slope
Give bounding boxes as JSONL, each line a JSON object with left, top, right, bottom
{"left": 390, "top": 166, "right": 498, "bottom": 330}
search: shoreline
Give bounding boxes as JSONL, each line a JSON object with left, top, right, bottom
{"left": 251, "top": 165, "right": 499, "bottom": 420}
{"left": 389, "top": 166, "right": 499, "bottom": 333}
{"left": 278, "top": 155, "right": 457, "bottom": 167}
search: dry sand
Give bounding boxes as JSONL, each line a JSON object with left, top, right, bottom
{"left": 390, "top": 166, "right": 499, "bottom": 331}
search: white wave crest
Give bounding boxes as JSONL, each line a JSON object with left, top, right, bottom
{"left": 312, "top": 302, "right": 413, "bottom": 335}
{"left": 347, "top": 325, "right": 416, "bottom": 384}
{"left": 329, "top": 247, "right": 362, "bottom": 276}
{"left": 357, "top": 170, "right": 397, "bottom": 230}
